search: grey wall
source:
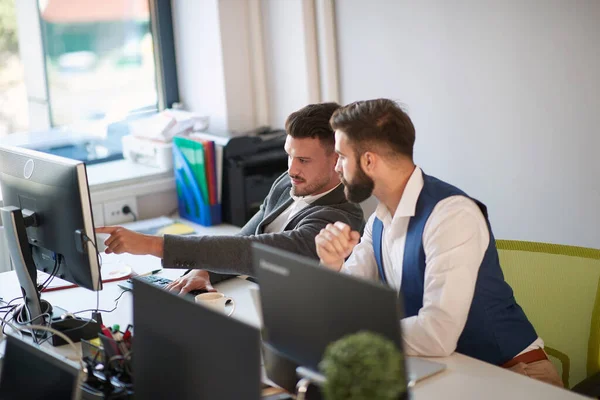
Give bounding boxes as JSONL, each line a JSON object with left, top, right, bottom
{"left": 335, "top": 0, "right": 600, "bottom": 248}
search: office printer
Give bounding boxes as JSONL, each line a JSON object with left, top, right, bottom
{"left": 222, "top": 130, "right": 288, "bottom": 226}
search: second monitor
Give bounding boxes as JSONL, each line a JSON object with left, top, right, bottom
{"left": 133, "top": 277, "right": 263, "bottom": 400}
{"left": 0, "top": 144, "right": 101, "bottom": 343}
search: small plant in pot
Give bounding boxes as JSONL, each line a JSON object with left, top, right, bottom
{"left": 319, "top": 331, "right": 407, "bottom": 400}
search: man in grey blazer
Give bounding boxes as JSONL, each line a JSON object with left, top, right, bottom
{"left": 97, "top": 102, "right": 365, "bottom": 293}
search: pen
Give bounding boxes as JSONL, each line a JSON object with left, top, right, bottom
{"left": 138, "top": 268, "right": 162, "bottom": 277}
{"left": 123, "top": 324, "right": 133, "bottom": 341}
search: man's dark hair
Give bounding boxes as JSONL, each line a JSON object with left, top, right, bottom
{"left": 330, "top": 99, "right": 415, "bottom": 160}
{"left": 285, "top": 102, "right": 341, "bottom": 152}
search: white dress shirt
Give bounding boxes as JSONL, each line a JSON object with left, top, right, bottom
{"left": 341, "top": 167, "right": 542, "bottom": 357}
{"left": 264, "top": 184, "right": 341, "bottom": 234}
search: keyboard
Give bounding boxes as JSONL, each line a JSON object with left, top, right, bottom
{"left": 118, "top": 274, "right": 208, "bottom": 298}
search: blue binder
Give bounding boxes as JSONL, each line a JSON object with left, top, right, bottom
{"left": 173, "top": 142, "right": 221, "bottom": 226}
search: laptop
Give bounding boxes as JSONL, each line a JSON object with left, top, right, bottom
{"left": 0, "top": 334, "right": 82, "bottom": 400}
{"left": 133, "top": 277, "right": 262, "bottom": 400}
{"left": 253, "top": 243, "right": 446, "bottom": 386}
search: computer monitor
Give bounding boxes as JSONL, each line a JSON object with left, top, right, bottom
{"left": 253, "top": 242, "right": 404, "bottom": 371}
{"left": 0, "top": 334, "right": 83, "bottom": 399}
{"left": 253, "top": 243, "right": 446, "bottom": 387}
{"left": 0, "top": 144, "right": 101, "bottom": 340}
{"left": 133, "top": 277, "right": 262, "bottom": 400}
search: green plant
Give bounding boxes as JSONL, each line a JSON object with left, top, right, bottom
{"left": 319, "top": 331, "right": 406, "bottom": 400}
{"left": 0, "top": 0, "right": 18, "bottom": 55}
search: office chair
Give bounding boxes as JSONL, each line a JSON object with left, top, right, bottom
{"left": 497, "top": 239, "right": 600, "bottom": 389}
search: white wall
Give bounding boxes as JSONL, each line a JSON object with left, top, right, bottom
{"left": 172, "top": 0, "right": 228, "bottom": 132}
{"left": 335, "top": 0, "right": 600, "bottom": 248}
{"left": 261, "top": 0, "right": 313, "bottom": 128}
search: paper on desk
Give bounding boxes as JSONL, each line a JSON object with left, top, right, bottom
{"left": 122, "top": 216, "right": 196, "bottom": 236}
{"left": 40, "top": 261, "right": 132, "bottom": 292}
{"left": 100, "top": 253, "right": 162, "bottom": 277}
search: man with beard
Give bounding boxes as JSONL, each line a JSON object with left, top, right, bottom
{"left": 97, "top": 103, "right": 364, "bottom": 292}
{"left": 315, "top": 99, "right": 562, "bottom": 387}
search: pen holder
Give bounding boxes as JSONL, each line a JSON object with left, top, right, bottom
{"left": 97, "top": 333, "right": 132, "bottom": 361}
{"left": 81, "top": 338, "right": 105, "bottom": 363}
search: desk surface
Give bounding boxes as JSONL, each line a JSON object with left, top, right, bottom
{"left": 0, "top": 248, "right": 587, "bottom": 399}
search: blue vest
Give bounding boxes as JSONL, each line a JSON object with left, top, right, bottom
{"left": 372, "top": 173, "right": 537, "bottom": 365}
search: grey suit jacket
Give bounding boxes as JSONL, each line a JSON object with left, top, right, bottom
{"left": 162, "top": 172, "right": 365, "bottom": 278}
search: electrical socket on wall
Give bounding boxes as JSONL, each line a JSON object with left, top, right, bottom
{"left": 103, "top": 197, "right": 139, "bottom": 225}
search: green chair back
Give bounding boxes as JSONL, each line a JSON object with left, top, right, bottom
{"left": 496, "top": 240, "right": 600, "bottom": 388}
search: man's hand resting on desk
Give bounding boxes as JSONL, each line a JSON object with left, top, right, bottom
{"left": 95, "top": 226, "right": 164, "bottom": 258}
{"left": 164, "top": 270, "right": 216, "bottom": 295}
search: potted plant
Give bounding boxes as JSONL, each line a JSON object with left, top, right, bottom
{"left": 318, "top": 331, "right": 407, "bottom": 400}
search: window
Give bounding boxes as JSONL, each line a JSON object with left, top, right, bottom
{"left": 0, "top": 0, "right": 178, "bottom": 165}
{"left": 39, "top": 0, "right": 158, "bottom": 126}
{"left": 0, "top": 0, "right": 29, "bottom": 137}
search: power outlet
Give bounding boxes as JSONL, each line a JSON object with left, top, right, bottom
{"left": 103, "top": 197, "right": 138, "bottom": 225}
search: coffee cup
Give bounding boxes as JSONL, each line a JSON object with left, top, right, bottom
{"left": 248, "top": 285, "right": 263, "bottom": 324}
{"left": 195, "top": 292, "right": 236, "bottom": 317}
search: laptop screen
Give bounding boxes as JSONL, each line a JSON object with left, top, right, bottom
{"left": 132, "top": 277, "right": 262, "bottom": 400}
{"left": 0, "top": 335, "right": 81, "bottom": 400}
{"left": 253, "top": 243, "right": 406, "bottom": 371}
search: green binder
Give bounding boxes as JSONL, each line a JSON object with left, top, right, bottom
{"left": 173, "top": 136, "right": 209, "bottom": 205}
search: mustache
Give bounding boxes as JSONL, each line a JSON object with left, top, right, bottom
{"left": 289, "top": 174, "right": 305, "bottom": 182}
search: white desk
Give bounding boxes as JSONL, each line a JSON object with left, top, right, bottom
{"left": 0, "top": 264, "right": 586, "bottom": 399}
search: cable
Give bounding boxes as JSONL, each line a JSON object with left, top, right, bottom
{"left": 72, "top": 289, "right": 129, "bottom": 316}
{"left": 0, "top": 315, "right": 25, "bottom": 338}
{"left": 122, "top": 205, "right": 137, "bottom": 221}
{"left": 39, "top": 254, "right": 60, "bottom": 291}
{"left": 37, "top": 289, "right": 128, "bottom": 347}
{"left": 26, "top": 324, "right": 83, "bottom": 363}
{"left": 0, "top": 319, "right": 85, "bottom": 384}
{"left": 22, "top": 303, "right": 50, "bottom": 345}
{"left": 34, "top": 233, "right": 106, "bottom": 348}
{"left": 1, "top": 297, "right": 25, "bottom": 336}
{"left": 14, "top": 312, "right": 51, "bottom": 326}
{"left": 36, "top": 317, "right": 95, "bottom": 347}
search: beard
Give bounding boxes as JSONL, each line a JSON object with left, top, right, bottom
{"left": 340, "top": 164, "right": 374, "bottom": 203}
{"left": 290, "top": 174, "right": 330, "bottom": 197}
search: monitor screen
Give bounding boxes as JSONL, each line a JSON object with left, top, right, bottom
{"left": 0, "top": 145, "right": 100, "bottom": 290}
{"left": 0, "top": 335, "right": 81, "bottom": 399}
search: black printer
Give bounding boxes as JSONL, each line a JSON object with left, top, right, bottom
{"left": 222, "top": 130, "right": 288, "bottom": 226}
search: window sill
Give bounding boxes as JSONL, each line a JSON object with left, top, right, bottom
{"left": 0, "top": 160, "right": 174, "bottom": 207}
{"left": 87, "top": 160, "right": 173, "bottom": 192}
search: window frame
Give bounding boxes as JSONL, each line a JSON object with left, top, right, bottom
{"left": 13, "top": 0, "right": 179, "bottom": 147}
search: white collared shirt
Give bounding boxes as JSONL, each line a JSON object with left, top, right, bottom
{"left": 341, "top": 167, "right": 542, "bottom": 357}
{"left": 264, "top": 183, "right": 341, "bottom": 234}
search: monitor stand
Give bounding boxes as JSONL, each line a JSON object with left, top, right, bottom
{"left": 0, "top": 206, "right": 101, "bottom": 346}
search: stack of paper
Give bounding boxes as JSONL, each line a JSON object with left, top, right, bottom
{"left": 128, "top": 110, "right": 209, "bottom": 143}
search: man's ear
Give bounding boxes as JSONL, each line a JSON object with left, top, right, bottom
{"left": 361, "top": 151, "right": 376, "bottom": 174}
